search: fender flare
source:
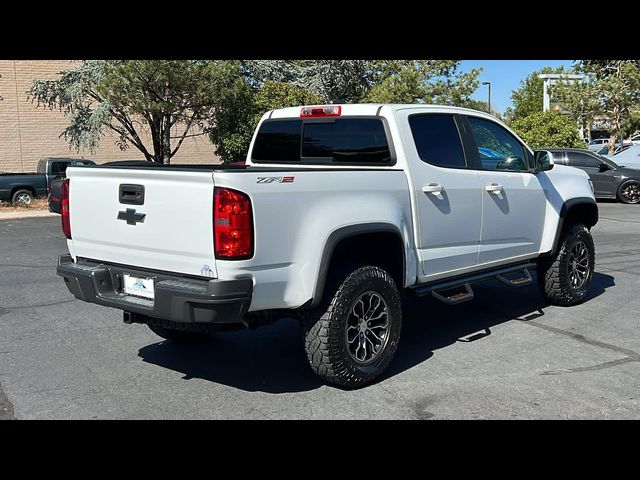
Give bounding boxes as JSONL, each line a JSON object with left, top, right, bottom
{"left": 309, "top": 223, "right": 405, "bottom": 308}
{"left": 549, "top": 197, "right": 598, "bottom": 256}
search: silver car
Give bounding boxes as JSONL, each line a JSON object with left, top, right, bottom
{"left": 588, "top": 138, "right": 611, "bottom": 151}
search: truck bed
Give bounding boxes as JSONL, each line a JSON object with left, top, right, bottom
{"left": 65, "top": 164, "right": 413, "bottom": 311}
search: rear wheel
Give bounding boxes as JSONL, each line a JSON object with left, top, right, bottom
{"left": 11, "top": 189, "right": 33, "bottom": 206}
{"left": 618, "top": 180, "right": 640, "bottom": 204}
{"left": 304, "top": 265, "right": 402, "bottom": 388}
{"left": 147, "top": 324, "right": 214, "bottom": 342}
{"left": 537, "top": 223, "right": 595, "bottom": 306}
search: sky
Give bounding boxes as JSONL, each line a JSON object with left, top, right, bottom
{"left": 460, "top": 60, "right": 574, "bottom": 115}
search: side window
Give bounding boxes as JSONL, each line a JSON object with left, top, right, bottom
{"left": 552, "top": 152, "right": 567, "bottom": 165}
{"left": 408, "top": 114, "right": 466, "bottom": 168}
{"left": 467, "top": 117, "right": 528, "bottom": 171}
{"left": 50, "top": 162, "right": 68, "bottom": 176}
{"left": 567, "top": 152, "right": 600, "bottom": 168}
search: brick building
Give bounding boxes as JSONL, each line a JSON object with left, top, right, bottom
{"left": 0, "top": 60, "right": 220, "bottom": 173}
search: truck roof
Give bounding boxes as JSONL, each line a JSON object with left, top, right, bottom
{"left": 267, "top": 103, "right": 496, "bottom": 120}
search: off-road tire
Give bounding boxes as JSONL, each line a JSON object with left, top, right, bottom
{"left": 537, "top": 223, "right": 595, "bottom": 306}
{"left": 304, "top": 265, "right": 402, "bottom": 388}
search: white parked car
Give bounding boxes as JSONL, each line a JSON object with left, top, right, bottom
{"left": 56, "top": 104, "right": 598, "bottom": 388}
{"left": 630, "top": 134, "right": 640, "bottom": 145}
{"left": 588, "top": 138, "right": 611, "bottom": 151}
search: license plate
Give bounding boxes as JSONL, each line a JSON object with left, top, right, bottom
{"left": 123, "top": 274, "right": 155, "bottom": 300}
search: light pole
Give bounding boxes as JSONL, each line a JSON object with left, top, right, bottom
{"left": 482, "top": 81, "right": 491, "bottom": 115}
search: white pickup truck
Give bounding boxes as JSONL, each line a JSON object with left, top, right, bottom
{"left": 57, "top": 104, "right": 598, "bottom": 388}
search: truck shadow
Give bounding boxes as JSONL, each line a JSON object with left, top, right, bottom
{"left": 137, "top": 271, "right": 615, "bottom": 394}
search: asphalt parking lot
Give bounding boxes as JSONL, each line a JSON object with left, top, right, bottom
{"left": 1, "top": 202, "right": 639, "bottom": 419}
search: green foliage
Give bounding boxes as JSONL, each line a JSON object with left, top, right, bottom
{"left": 243, "top": 60, "right": 372, "bottom": 103}
{"left": 623, "top": 110, "right": 640, "bottom": 138}
{"left": 551, "top": 60, "right": 640, "bottom": 149}
{"left": 242, "top": 60, "right": 481, "bottom": 106}
{"left": 462, "top": 98, "right": 490, "bottom": 113}
{"left": 29, "top": 60, "right": 241, "bottom": 163}
{"left": 505, "top": 66, "right": 565, "bottom": 121}
{"left": 364, "top": 61, "right": 481, "bottom": 105}
{"left": 208, "top": 81, "right": 322, "bottom": 163}
{"left": 508, "top": 111, "right": 585, "bottom": 149}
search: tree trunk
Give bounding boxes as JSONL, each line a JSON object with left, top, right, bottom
{"left": 150, "top": 115, "right": 162, "bottom": 163}
{"left": 163, "top": 114, "right": 171, "bottom": 165}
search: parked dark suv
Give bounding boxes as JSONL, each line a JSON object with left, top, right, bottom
{"left": 547, "top": 148, "right": 640, "bottom": 204}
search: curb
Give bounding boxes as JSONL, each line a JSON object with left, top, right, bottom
{"left": 0, "top": 210, "right": 58, "bottom": 221}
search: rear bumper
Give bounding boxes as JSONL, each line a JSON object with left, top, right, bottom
{"left": 57, "top": 255, "right": 252, "bottom": 324}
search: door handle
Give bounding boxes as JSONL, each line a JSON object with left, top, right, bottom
{"left": 485, "top": 183, "right": 503, "bottom": 194}
{"left": 422, "top": 183, "right": 444, "bottom": 195}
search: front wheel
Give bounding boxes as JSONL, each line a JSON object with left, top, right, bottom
{"left": 618, "top": 180, "right": 640, "bottom": 204}
{"left": 12, "top": 189, "right": 33, "bottom": 206}
{"left": 304, "top": 265, "right": 402, "bottom": 388}
{"left": 537, "top": 223, "right": 595, "bottom": 306}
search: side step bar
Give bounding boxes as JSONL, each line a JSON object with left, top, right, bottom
{"left": 414, "top": 262, "right": 536, "bottom": 305}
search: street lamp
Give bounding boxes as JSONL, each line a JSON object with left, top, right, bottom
{"left": 482, "top": 81, "right": 491, "bottom": 115}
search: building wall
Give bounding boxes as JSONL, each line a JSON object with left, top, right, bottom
{"left": 0, "top": 60, "right": 220, "bottom": 173}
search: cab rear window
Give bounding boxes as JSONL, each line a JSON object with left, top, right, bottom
{"left": 251, "top": 118, "right": 392, "bottom": 164}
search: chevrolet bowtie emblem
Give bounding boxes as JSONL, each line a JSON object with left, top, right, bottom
{"left": 117, "top": 208, "right": 146, "bottom": 225}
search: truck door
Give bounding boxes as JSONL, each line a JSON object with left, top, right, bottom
{"left": 463, "top": 115, "right": 547, "bottom": 264}
{"left": 397, "top": 111, "right": 483, "bottom": 282}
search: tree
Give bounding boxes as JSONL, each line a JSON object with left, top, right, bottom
{"left": 243, "top": 60, "right": 372, "bottom": 103}
{"left": 623, "top": 110, "right": 640, "bottom": 139}
{"left": 505, "top": 66, "right": 565, "bottom": 121}
{"left": 509, "top": 110, "right": 585, "bottom": 149}
{"left": 551, "top": 60, "right": 640, "bottom": 153}
{"left": 28, "top": 60, "right": 242, "bottom": 163}
{"left": 364, "top": 61, "right": 481, "bottom": 105}
{"left": 463, "top": 98, "right": 491, "bottom": 114}
{"left": 243, "top": 60, "right": 481, "bottom": 106}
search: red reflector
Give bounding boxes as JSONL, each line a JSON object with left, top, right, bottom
{"left": 214, "top": 187, "right": 253, "bottom": 259}
{"left": 300, "top": 105, "right": 341, "bottom": 118}
{"left": 61, "top": 178, "right": 71, "bottom": 239}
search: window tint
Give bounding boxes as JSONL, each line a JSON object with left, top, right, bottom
{"left": 50, "top": 162, "right": 69, "bottom": 176}
{"left": 251, "top": 119, "right": 301, "bottom": 162}
{"left": 251, "top": 118, "right": 392, "bottom": 164}
{"left": 550, "top": 152, "right": 567, "bottom": 165}
{"left": 567, "top": 152, "right": 600, "bottom": 168}
{"left": 467, "top": 117, "right": 528, "bottom": 171}
{"left": 302, "top": 119, "right": 391, "bottom": 163}
{"left": 408, "top": 115, "right": 465, "bottom": 168}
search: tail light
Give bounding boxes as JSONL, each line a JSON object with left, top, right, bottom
{"left": 214, "top": 187, "right": 253, "bottom": 259}
{"left": 61, "top": 178, "right": 71, "bottom": 239}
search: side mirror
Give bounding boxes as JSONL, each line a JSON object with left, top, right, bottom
{"left": 533, "top": 150, "right": 555, "bottom": 172}
{"left": 599, "top": 162, "right": 611, "bottom": 172}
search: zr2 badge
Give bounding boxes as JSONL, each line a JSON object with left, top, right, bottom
{"left": 256, "top": 176, "right": 295, "bottom": 184}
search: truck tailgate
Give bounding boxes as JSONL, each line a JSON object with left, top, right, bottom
{"left": 67, "top": 166, "right": 217, "bottom": 278}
